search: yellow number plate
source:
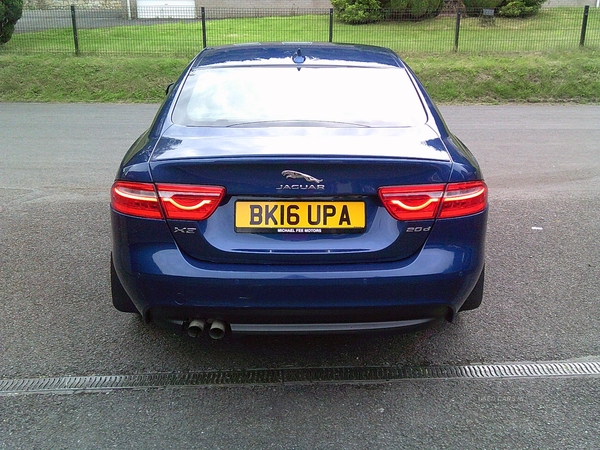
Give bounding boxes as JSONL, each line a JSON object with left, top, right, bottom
{"left": 235, "top": 201, "right": 366, "bottom": 233}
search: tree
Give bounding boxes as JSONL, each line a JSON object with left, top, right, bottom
{"left": 0, "top": 0, "right": 23, "bottom": 45}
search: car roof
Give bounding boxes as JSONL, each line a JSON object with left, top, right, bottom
{"left": 192, "top": 42, "right": 405, "bottom": 69}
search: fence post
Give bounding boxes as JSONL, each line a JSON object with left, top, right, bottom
{"left": 454, "top": 10, "right": 461, "bottom": 52}
{"left": 70, "top": 5, "right": 80, "bottom": 56}
{"left": 201, "top": 7, "right": 207, "bottom": 48}
{"left": 580, "top": 5, "right": 590, "bottom": 47}
{"left": 329, "top": 8, "right": 333, "bottom": 43}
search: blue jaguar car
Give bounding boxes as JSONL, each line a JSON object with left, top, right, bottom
{"left": 110, "top": 43, "right": 487, "bottom": 339}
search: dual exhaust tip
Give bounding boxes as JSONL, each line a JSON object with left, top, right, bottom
{"left": 187, "top": 319, "right": 227, "bottom": 340}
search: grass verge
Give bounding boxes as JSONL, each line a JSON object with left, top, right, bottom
{"left": 1, "top": 50, "right": 599, "bottom": 104}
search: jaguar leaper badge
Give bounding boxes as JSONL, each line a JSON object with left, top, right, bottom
{"left": 281, "top": 170, "right": 323, "bottom": 184}
{"left": 277, "top": 170, "right": 325, "bottom": 190}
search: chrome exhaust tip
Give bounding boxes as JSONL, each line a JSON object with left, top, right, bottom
{"left": 208, "top": 320, "right": 227, "bottom": 340}
{"left": 187, "top": 319, "right": 206, "bottom": 338}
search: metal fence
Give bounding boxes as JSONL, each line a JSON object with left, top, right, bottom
{"left": 4, "top": 6, "right": 599, "bottom": 56}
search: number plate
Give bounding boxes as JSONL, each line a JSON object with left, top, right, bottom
{"left": 235, "top": 201, "right": 366, "bottom": 233}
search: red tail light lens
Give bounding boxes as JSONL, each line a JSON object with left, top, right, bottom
{"left": 111, "top": 181, "right": 162, "bottom": 219}
{"left": 378, "top": 184, "right": 445, "bottom": 221}
{"left": 438, "top": 181, "right": 487, "bottom": 219}
{"left": 156, "top": 184, "right": 225, "bottom": 221}
{"left": 112, "top": 182, "right": 225, "bottom": 221}
{"left": 379, "top": 181, "right": 487, "bottom": 221}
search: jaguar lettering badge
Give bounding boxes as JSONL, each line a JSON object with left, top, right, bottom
{"left": 277, "top": 170, "right": 325, "bottom": 190}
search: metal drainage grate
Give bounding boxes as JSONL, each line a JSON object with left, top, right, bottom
{"left": 1, "top": 361, "right": 599, "bottom": 396}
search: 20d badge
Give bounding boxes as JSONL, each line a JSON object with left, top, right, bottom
{"left": 235, "top": 201, "right": 366, "bottom": 233}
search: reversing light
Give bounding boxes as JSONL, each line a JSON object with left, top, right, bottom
{"left": 379, "top": 181, "right": 487, "bottom": 221}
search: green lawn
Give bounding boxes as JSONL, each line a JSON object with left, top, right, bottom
{"left": 3, "top": 7, "right": 599, "bottom": 56}
{"left": 2, "top": 7, "right": 599, "bottom": 103}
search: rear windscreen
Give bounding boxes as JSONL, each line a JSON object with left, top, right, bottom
{"left": 172, "top": 66, "right": 427, "bottom": 128}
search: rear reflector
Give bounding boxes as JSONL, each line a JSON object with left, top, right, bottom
{"left": 379, "top": 181, "right": 487, "bottom": 221}
{"left": 111, "top": 181, "right": 225, "bottom": 221}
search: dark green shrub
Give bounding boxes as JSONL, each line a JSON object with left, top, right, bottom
{"left": 498, "top": 0, "right": 544, "bottom": 17}
{"left": 333, "top": 0, "right": 444, "bottom": 23}
{"left": 0, "top": 0, "right": 23, "bottom": 44}
{"left": 331, "top": 0, "right": 383, "bottom": 24}
{"left": 384, "top": 0, "right": 444, "bottom": 21}
{"left": 462, "top": 0, "right": 504, "bottom": 17}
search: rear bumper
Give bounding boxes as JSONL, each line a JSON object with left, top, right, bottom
{"left": 153, "top": 313, "right": 439, "bottom": 336}
{"left": 149, "top": 304, "right": 447, "bottom": 336}
{"left": 111, "top": 209, "right": 486, "bottom": 335}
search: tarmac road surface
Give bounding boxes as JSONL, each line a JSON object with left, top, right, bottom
{"left": 0, "top": 104, "right": 599, "bottom": 449}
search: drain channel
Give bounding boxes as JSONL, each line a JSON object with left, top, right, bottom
{"left": 1, "top": 360, "right": 599, "bottom": 396}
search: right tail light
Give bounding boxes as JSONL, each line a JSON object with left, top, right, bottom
{"left": 379, "top": 181, "right": 487, "bottom": 221}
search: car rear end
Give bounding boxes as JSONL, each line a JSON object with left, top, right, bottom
{"left": 110, "top": 43, "right": 487, "bottom": 337}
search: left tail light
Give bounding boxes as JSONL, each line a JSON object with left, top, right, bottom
{"left": 111, "top": 181, "right": 162, "bottom": 219}
{"left": 156, "top": 184, "right": 225, "bottom": 221}
{"left": 111, "top": 181, "right": 225, "bottom": 220}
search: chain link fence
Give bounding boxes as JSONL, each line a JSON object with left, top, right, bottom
{"left": 3, "top": 6, "right": 599, "bottom": 56}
